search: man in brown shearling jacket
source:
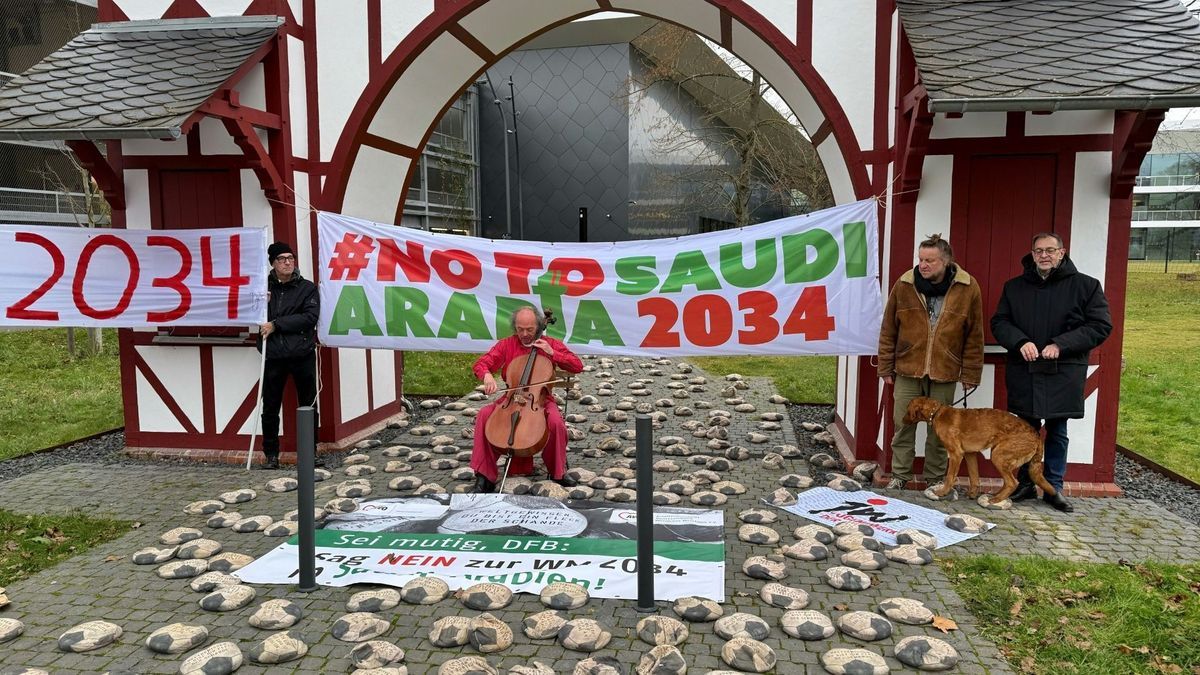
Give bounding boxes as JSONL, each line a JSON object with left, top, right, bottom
{"left": 877, "top": 234, "right": 984, "bottom": 491}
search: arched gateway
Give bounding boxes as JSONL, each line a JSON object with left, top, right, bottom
{"left": 3, "top": 0, "right": 1200, "bottom": 494}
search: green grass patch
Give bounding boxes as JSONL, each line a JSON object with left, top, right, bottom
{"left": 0, "top": 509, "right": 133, "bottom": 586}
{"left": 1119, "top": 270, "right": 1200, "bottom": 483}
{"left": 0, "top": 329, "right": 121, "bottom": 461}
{"left": 943, "top": 555, "right": 1200, "bottom": 675}
{"left": 402, "top": 350, "right": 482, "bottom": 396}
{"left": 690, "top": 355, "right": 837, "bottom": 404}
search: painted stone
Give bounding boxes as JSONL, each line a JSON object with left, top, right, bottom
{"left": 635, "top": 614, "right": 689, "bottom": 646}
{"left": 333, "top": 612, "right": 391, "bottom": 642}
{"left": 780, "top": 610, "right": 835, "bottom": 640}
{"left": 157, "top": 559, "right": 208, "bottom": 579}
{"left": 714, "top": 612, "right": 771, "bottom": 640}
{"left": 824, "top": 565, "right": 872, "bottom": 591}
{"left": 57, "top": 620, "right": 122, "bottom": 652}
{"left": 469, "top": 612, "right": 513, "bottom": 653}
{"left": 348, "top": 640, "right": 405, "bottom": 669}
{"left": 558, "top": 618, "right": 612, "bottom": 652}
{"left": 188, "top": 571, "right": 240, "bottom": 593}
{"left": 401, "top": 576, "right": 449, "bottom": 605}
{"left": 793, "top": 524, "right": 835, "bottom": 544}
{"left": 347, "top": 588, "right": 401, "bottom": 612}
{"left": 247, "top": 630, "right": 308, "bottom": 664}
{"left": 523, "top": 610, "right": 567, "bottom": 640}
{"left": 738, "top": 524, "right": 781, "bottom": 545}
{"left": 429, "top": 616, "right": 472, "bottom": 647}
{"left": 176, "top": 538, "right": 222, "bottom": 560}
{"left": 721, "top": 637, "right": 776, "bottom": 673}
{"left": 539, "top": 582, "right": 589, "bottom": 610}
{"left": 885, "top": 544, "right": 934, "bottom": 566}
{"left": 742, "top": 555, "right": 788, "bottom": 580}
{"left": 160, "top": 527, "right": 204, "bottom": 545}
{"left": 198, "top": 584, "right": 256, "bottom": 611}
{"left": 637, "top": 645, "right": 687, "bottom": 675}
{"left": 131, "top": 545, "right": 178, "bottom": 565}
{"left": 877, "top": 597, "right": 934, "bottom": 625}
{"left": 820, "top": 648, "right": 889, "bottom": 674}
{"left": 893, "top": 636, "right": 960, "bottom": 671}
{"left": 672, "top": 596, "right": 723, "bottom": 622}
{"left": 836, "top": 611, "right": 893, "bottom": 641}
{"left": 760, "top": 582, "right": 809, "bottom": 610}
{"left": 459, "top": 583, "right": 512, "bottom": 611}
{"left": 249, "top": 598, "right": 305, "bottom": 629}
{"left": 179, "top": 641, "right": 242, "bottom": 675}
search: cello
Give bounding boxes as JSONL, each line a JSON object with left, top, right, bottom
{"left": 483, "top": 310, "right": 562, "bottom": 458}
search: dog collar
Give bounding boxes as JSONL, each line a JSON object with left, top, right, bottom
{"left": 927, "top": 405, "right": 943, "bottom": 423}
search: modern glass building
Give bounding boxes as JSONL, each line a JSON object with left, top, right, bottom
{"left": 1131, "top": 126, "right": 1200, "bottom": 264}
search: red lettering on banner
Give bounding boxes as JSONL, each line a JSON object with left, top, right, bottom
{"left": 376, "top": 239, "right": 430, "bottom": 283}
{"left": 73, "top": 235, "right": 139, "bottom": 320}
{"left": 430, "top": 249, "right": 481, "bottom": 290}
{"left": 547, "top": 257, "right": 603, "bottom": 296}
{"left": 146, "top": 235, "right": 193, "bottom": 322}
{"left": 201, "top": 235, "right": 250, "bottom": 319}
{"left": 782, "top": 285, "right": 835, "bottom": 340}
{"left": 738, "top": 290, "right": 779, "bottom": 345}
{"left": 681, "top": 294, "right": 732, "bottom": 347}
{"left": 494, "top": 252, "right": 543, "bottom": 293}
{"left": 5, "top": 232, "right": 64, "bottom": 321}
{"left": 637, "top": 297, "right": 681, "bottom": 347}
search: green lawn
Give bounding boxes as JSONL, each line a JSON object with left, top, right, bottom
{"left": 690, "top": 355, "right": 837, "bottom": 403}
{"left": 0, "top": 329, "right": 122, "bottom": 461}
{"left": 945, "top": 555, "right": 1200, "bottom": 675}
{"left": 0, "top": 509, "right": 132, "bottom": 586}
{"left": 1118, "top": 270, "right": 1200, "bottom": 483}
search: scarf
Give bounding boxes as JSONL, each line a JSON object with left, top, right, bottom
{"left": 913, "top": 264, "right": 955, "bottom": 297}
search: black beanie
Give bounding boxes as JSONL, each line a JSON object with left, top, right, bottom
{"left": 268, "top": 241, "right": 294, "bottom": 262}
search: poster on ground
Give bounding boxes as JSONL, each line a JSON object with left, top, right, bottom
{"left": 769, "top": 487, "right": 994, "bottom": 548}
{"left": 236, "top": 494, "right": 725, "bottom": 600}
{"left": 316, "top": 199, "right": 882, "bottom": 356}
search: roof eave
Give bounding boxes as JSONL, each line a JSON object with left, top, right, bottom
{"left": 927, "top": 94, "right": 1197, "bottom": 114}
{"left": 0, "top": 126, "right": 182, "bottom": 142}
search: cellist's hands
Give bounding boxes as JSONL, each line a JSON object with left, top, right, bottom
{"left": 483, "top": 373, "right": 498, "bottom": 395}
{"left": 530, "top": 339, "right": 553, "bottom": 357}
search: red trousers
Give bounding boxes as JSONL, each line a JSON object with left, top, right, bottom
{"left": 470, "top": 398, "right": 568, "bottom": 481}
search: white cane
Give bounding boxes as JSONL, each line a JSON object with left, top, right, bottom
{"left": 245, "top": 340, "right": 269, "bottom": 471}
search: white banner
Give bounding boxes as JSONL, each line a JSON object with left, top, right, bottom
{"left": 0, "top": 225, "right": 268, "bottom": 327}
{"left": 770, "top": 487, "right": 995, "bottom": 548}
{"left": 317, "top": 200, "right": 882, "bottom": 355}
{"left": 236, "top": 494, "right": 725, "bottom": 600}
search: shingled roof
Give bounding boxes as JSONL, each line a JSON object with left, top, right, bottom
{"left": 0, "top": 16, "right": 281, "bottom": 141}
{"left": 897, "top": 0, "right": 1200, "bottom": 113}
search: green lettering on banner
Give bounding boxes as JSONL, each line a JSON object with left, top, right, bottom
{"left": 383, "top": 287, "right": 434, "bottom": 337}
{"left": 614, "top": 256, "right": 659, "bottom": 295}
{"left": 297, "top": 530, "right": 725, "bottom": 562}
{"left": 719, "top": 238, "right": 777, "bottom": 288}
{"left": 437, "top": 292, "right": 492, "bottom": 339}
{"left": 782, "top": 229, "right": 839, "bottom": 283}
{"left": 329, "top": 285, "right": 382, "bottom": 336}
{"left": 569, "top": 300, "right": 625, "bottom": 347}
{"left": 843, "top": 221, "right": 868, "bottom": 278}
{"left": 493, "top": 296, "right": 537, "bottom": 339}
{"left": 660, "top": 250, "right": 720, "bottom": 293}
{"left": 531, "top": 273, "right": 567, "bottom": 340}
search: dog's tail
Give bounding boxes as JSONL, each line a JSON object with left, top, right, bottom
{"left": 1027, "top": 436, "right": 1058, "bottom": 497}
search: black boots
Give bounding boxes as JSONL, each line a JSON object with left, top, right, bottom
{"left": 473, "top": 475, "right": 497, "bottom": 493}
{"left": 1043, "top": 491, "right": 1074, "bottom": 513}
{"left": 553, "top": 474, "right": 578, "bottom": 488}
{"left": 260, "top": 454, "right": 280, "bottom": 470}
{"left": 1011, "top": 482, "right": 1073, "bottom": 512}
{"left": 1010, "top": 483, "right": 1038, "bottom": 501}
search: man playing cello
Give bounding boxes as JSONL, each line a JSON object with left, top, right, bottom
{"left": 470, "top": 306, "right": 584, "bottom": 493}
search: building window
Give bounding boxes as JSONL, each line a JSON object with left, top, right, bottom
{"left": 2, "top": 4, "right": 41, "bottom": 47}
{"left": 1128, "top": 228, "right": 1146, "bottom": 260}
{"left": 698, "top": 216, "right": 733, "bottom": 233}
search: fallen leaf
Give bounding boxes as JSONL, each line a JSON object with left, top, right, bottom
{"left": 43, "top": 527, "right": 67, "bottom": 543}
{"left": 1009, "top": 598, "right": 1024, "bottom": 616}
{"left": 833, "top": 603, "right": 849, "bottom": 611}
{"left": 1087, "top": 611, "right": 1107, "bottom": 620}
{"left": 930, "top": 615, "right": 957, "bottom": 633}
{"left": 1058, "top": 616, "right": 1070, "bottom": 625}
{"left": 131, "top": 522, "right": 142, "bottom": 529}
{"left": 102, "top": 555, "right": 121, "bottom": 563}
{"left": 1019, "top": 656, "right": 1037, "bottom": 673}
{"left": 3, "top": 541, "right": 18, "bottom": 552}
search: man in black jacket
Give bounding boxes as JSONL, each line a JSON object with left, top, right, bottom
{"left": 258, "top": 241, "right": 320, "bottom": 469}
{"left": 991, "top": 232, "right": 1112, "bottom": 512}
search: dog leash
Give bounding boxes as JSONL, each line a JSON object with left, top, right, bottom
{"left": 951, "top": 389, "right": 971, "bottom": 408}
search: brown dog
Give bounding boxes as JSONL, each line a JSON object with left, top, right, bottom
{"left": 902, "top": 396, "right": 1058, "bottom": 505}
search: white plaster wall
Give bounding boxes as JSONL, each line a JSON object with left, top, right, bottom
{"left": 729, "top": 23, "right": 823, "bottom": 138}
{"left": 843, "top": 354, "right": 858, "bottom": 433}
{"left": 212, "top": 346, "right": 266, "bottom": 434}
{"left": 930, "top": 112, "right": 1005, "bottom": 139}
{"left": 458, "top": 0, "right": 598, "bottom": 53}
{"left": 292, "top": 170, "right": 314, "bottom": 279}
{"left": 371, "top": 350, "right": 397, "bottom": 407}
{"left": 123, "top": 138, "right": 186, "bottom": 156}
{"left": 743, "top": 0, "right": 798, "bottom": 44}
{"left": 233, "top": 62, "right": 267, "bottom": 112}
{"left": 116, "top": 0, "right": 174, "bottom": 20}
{"left": 199, "top": 117, "right": 242, "bottom": 155}
{"left": 816, "top": 140, "right": 856, "bottom": 205}
{"left": 240, "top": 169, "right": 274, "bottom": 229}
{"left": 339, "top": 347, "right": 370, "bottom": 421}
{"left": 137, "top": 345, "right": 203, "bottom": 431}
{"left": 342, "top": 146, "right": 410, "bottom": 223}
{"left": 811, "top": 0, "right": 877, "bottom": 153}
{"left": 381, "top": 0, "right": 435, "bottom": 57}
{"left": 1070, "top": 151, "right": 1112, "bottom": 284}
{"left": 316, "top": 0, "right": 371, "bottom": 162}
{"left": 135, "top": 370, "right": 185, "bottom": 432}
{"left": 1026, "top": 110, "right": 1113, "bottom": 137}
{"left": 288, "top": 0, "right": 303, "bottom": 26}
{"left": 913, "top": 154, "right": 953, "bottom": 245}
{"left": 1067, "top": 369, "right": 1100, "bottom": 465}
{"left": 609, "top": 0, "right": 722, "bottom": 41}
{"left": 287, "top": 35, "right": 309, "bottom": 159}
{"left": 837, "top": 355, "right": 848, "bottom": 420}
{"left": 367, "top": 32, "right": 483, "bottom": 148}
{"left": 196, "top": 0, "right": 253, "bottom": 16}
{"left": 124, "top": 169, "right": 151, "bottom": 230}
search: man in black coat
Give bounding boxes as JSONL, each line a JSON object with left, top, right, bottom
{"left": 991, "top": 232, "right": 1112, "bottom": 512}
{"left": 258, "top": 241, "right": 320, "bottom": 469}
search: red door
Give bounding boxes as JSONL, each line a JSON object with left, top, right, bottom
{"left": 956, "top": 155, "right": 1057, "bottom": 342}
{"left": 153, "top": 169, "right": 243, "bottom": 229}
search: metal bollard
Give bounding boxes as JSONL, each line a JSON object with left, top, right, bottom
{"left": 296, "top": 406, "right": 317, "bottom": 592}
{"left": 635, "top": 414, "right": 655, "bottom": 612}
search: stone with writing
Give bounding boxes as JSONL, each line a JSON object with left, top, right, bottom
{"left": 264, "top": 477, "right": 298, "bottom": 493}
{"left": 808, "top": 452, "right": 839, "bottom": 469}
{"left": 523, "top": 610, "right": 567, "bottom": 640}
{"left": 314, "top": 468, "right": 332, "bottom": 481}
{"left": 349, "top": 640, "right": 405, "bottom": 669}
{"left": 566, "top": 485, "right": 595, "bottom": 500}
{"left": 605, "top": 487, "right": 637, "bottom": 503}
{"left": 469, "top": 613, "right": 512, "bottom": 653}
{"left": 501, "top": 476, "right": 533, "bottom": 494}
{"left": 429, "top": 616, "right": 472, "bottom": 647}
{"left": 401, "top": 576, "right": 449, "bottom": 605}
{"left": 895, "top": 528, "right": 937, "bottom": 549}
{"left": 944, "top": 513, "right": 988, "bottom": 533}
{"left": 636, "top": 614, "right": 689, "bottom": 646}
{"left": 179, "top": 641, "right": 242, "bottom": 675}
{"left": 832, "top": 521, "right": 875, "bottom": 537}
{"left": 189, "top": 571, "right": 240, "bottom": 593}
{"left": 713, "top": 480, "right": 747, "bottom": 495}
{"left": 384, "top": 461, "right": 412, "bottom": 473}
{"left": 721, "top": 637, "right": 775, "bottom": 673}
{"left": 662, "top": 479, "right": 696, "bottom": 496}
{"left": 638, "top": 645, "right": 687, "bottom": 675}
{"left": 343, "top": 452, "right": 371, "bottom": 465}
{"left": 761, "top": 452, "right": 785, "bottom": 469}
{"left": 793, "top": 524, "right": 835, "bottom": 544}
{"left": 738, "top": 524, "right": 780, "bottom": 545}
{"left": 525, "top": 481, "right": 567, "bottom": 501}
{"left": 184, "top": 499, "right": 225, "bottom": 515}
{"left": 776, "top": 443, "right": 804, "bottom": 458}
{"left": 782, "top": 539, "right": 829, "bottom": 562}
{"left": 841, "top": 549, "right": 888, "bottom": 571}
{"left": 877, "top": 597, "right": 934, "bottom": 625}
{"left": 388, "top": 476, "right": 423, "bottom": 492}
{"left": 430, "top": 459, "right": 459, "bottom": 470}
{"left": 199, "top": 584, "right": 255, "bottom": 611}
{"left": 574, "top": 656, "right": 624, "bottom": 675}
{"left": 247, "top": 630, "right": 308, "bottom": 664}
{"left": 206, "top": 511, "right": 241, "bottom": 529}
{"left": 851, "top": 462, "right": 880, "bottom": 483}
{"left": 406, "top": 451, "right": 432, "bottom": 463}
{"left": 672, "top": 596, "right": 723, "bottom": 622}
{"left": 348, "top": 588, "right": 402, "bottom": 612}
{"left": 715, "top": 612, "right": 771, "bottom": 641}
{"left": 824, "top": 565, "right": 872, "bottom": 591}
{"left": 176, "top": 538, "right": 222, "bottom": 560}
{"left": 820, "top": 648, "right": 889, "bottom": 675}
{"left": 539, "top": 582, "right": 589, "bottom": 610}
{"left": 334, "top": 612, "right": 391, "bottom": 642}
{"left": 893, "top": 635, "right": 960, "bottom": 671}
{"left": 734, "top": 404, "right": 758, "bottom": 414}
{"left": 835, "top": 533, "right": 881, "bottom": 552}
{"left": 760, "top": 582, "right": 809, "bottom": 610}
{"left": 132, "top": 545, "right": 178, "bottom": 565}
{"left": 451, "top": 467, "right": 476, "bottom": 481}
{"left": 764, "top": 487, "right": 796, "bottom": 506}
{"left": 690, "top": 490, "right": 727, "bottom": 506}
{"left": 827, "top": 476, "right": 863, "bottom": 491}
{"left": 737, "top": 508, "right": 778, "bottom": 524}
{"left": 352, "top": 666, "right": 408, "bottom": 675}
{"left": 742, "top": 554, "right": 788, "bottom": 580}
{"left": 0, "top": 617, "right": 25, "bottom": 644}
{"left": 345, "top": 464, "right": 378, "bottom": 477}
{"left": 157, "top": 559, "right": 208, "bottom": 579}
{"left": 249, "top": 598, "right": 304, "bottom": 629}
{"left": 558, "top": 618, "right": 612, "bottom": 652}
{"left": 438, "top": 656, "right": 498, "bottom": 675}
{"left": 160, "top": 527, "right": 204, "bottom": 545}
{"left": 459, "top": 582, "right": 513, "bottom": 611}
{"left": 836, "top": 611, "right": 893, "bottom": 642}
{"left": 723, "top": 446, "right": 750, "bottom": 460}
{"left": 218, "top": 488, "right": 256, "bottom": 504}
{"left": 58, "top": 620, "right": 122, "bottom": 652}
{"left": 231, "top": 515, "right": 273, "bottom": 533}
{"left": 662, "top": 443, "right": 692, "bottom": 457}
{"left": 207, "top": 552, "right": 254, "bottom": 573}
{"left": 780, "top": 609, "right": 834, "bottom": 640}
{"left": 264, "top": 520, "right": 299, "bottom": 537}
{"left": 886, "top": 544, "right": 934, "bottom": 566}
{"left": 337, "top": 480, "right": 373, "bottom": 498}
{"left": 746, "top": 432, "right": 770, "bottom": 444}
{"left": 652, "top": 491, "right": 681, "bottom": 505}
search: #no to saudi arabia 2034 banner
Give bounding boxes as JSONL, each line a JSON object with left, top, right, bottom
{"left": 317, "top": 199, "right": 882, "bottom": 355}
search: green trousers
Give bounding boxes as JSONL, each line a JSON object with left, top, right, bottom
{"left": 889, "top": 375, "right": 958, "bottom": 482}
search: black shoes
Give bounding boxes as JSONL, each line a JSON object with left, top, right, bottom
{"left": 1010, "top": 483, "right": 1038, "bottom": 501}
{"left": 473, "top": 475, "right": 497, "bottom": 494}
{"left": 553, "top": 474, "right": 578, "bottom": 488}
{"left": 260, "top": 455, "right": 280, "bottom": 470}
{"left": 1043, "top": 491, "right": 1074, "bottom": 513}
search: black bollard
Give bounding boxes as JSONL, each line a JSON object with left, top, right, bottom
{"left": 296, "top": 406, "right": 317, "bottom": 592}
{"left": 635, "top": 413, "right": 655, "bottom": 612}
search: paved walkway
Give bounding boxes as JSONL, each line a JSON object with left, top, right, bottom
{"left": 1, "top": 356, "right": 1197, "bottom": 674}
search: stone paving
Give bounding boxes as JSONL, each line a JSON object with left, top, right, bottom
{"left": 0, "top": 355, "right": 1198, "bottom": 674}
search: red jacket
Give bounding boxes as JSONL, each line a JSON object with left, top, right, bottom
{"left": 472, "top": 335, "right": 584, "bottom": 384}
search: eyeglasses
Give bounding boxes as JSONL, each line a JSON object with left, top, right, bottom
{"left": 1032, "top": 247, "right": 1061, "bottom": 256}
{"left": 274, "top": 255, "right": 295, "bottom": 262}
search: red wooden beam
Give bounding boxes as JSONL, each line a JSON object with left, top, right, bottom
{"left": 195, "top": 95, "right": 283, "bottom": 131}
{"left": 65, "top": 140, "right": 126, "bottom": 211}
{"left": 896, "top": 94, "right": 932, "bottom": 205}
{"left": 1111, "top": 109, "right": 1165, "bottom": 200}
{"left": 222, "top": 117, "right": 285, "bottom": 202}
